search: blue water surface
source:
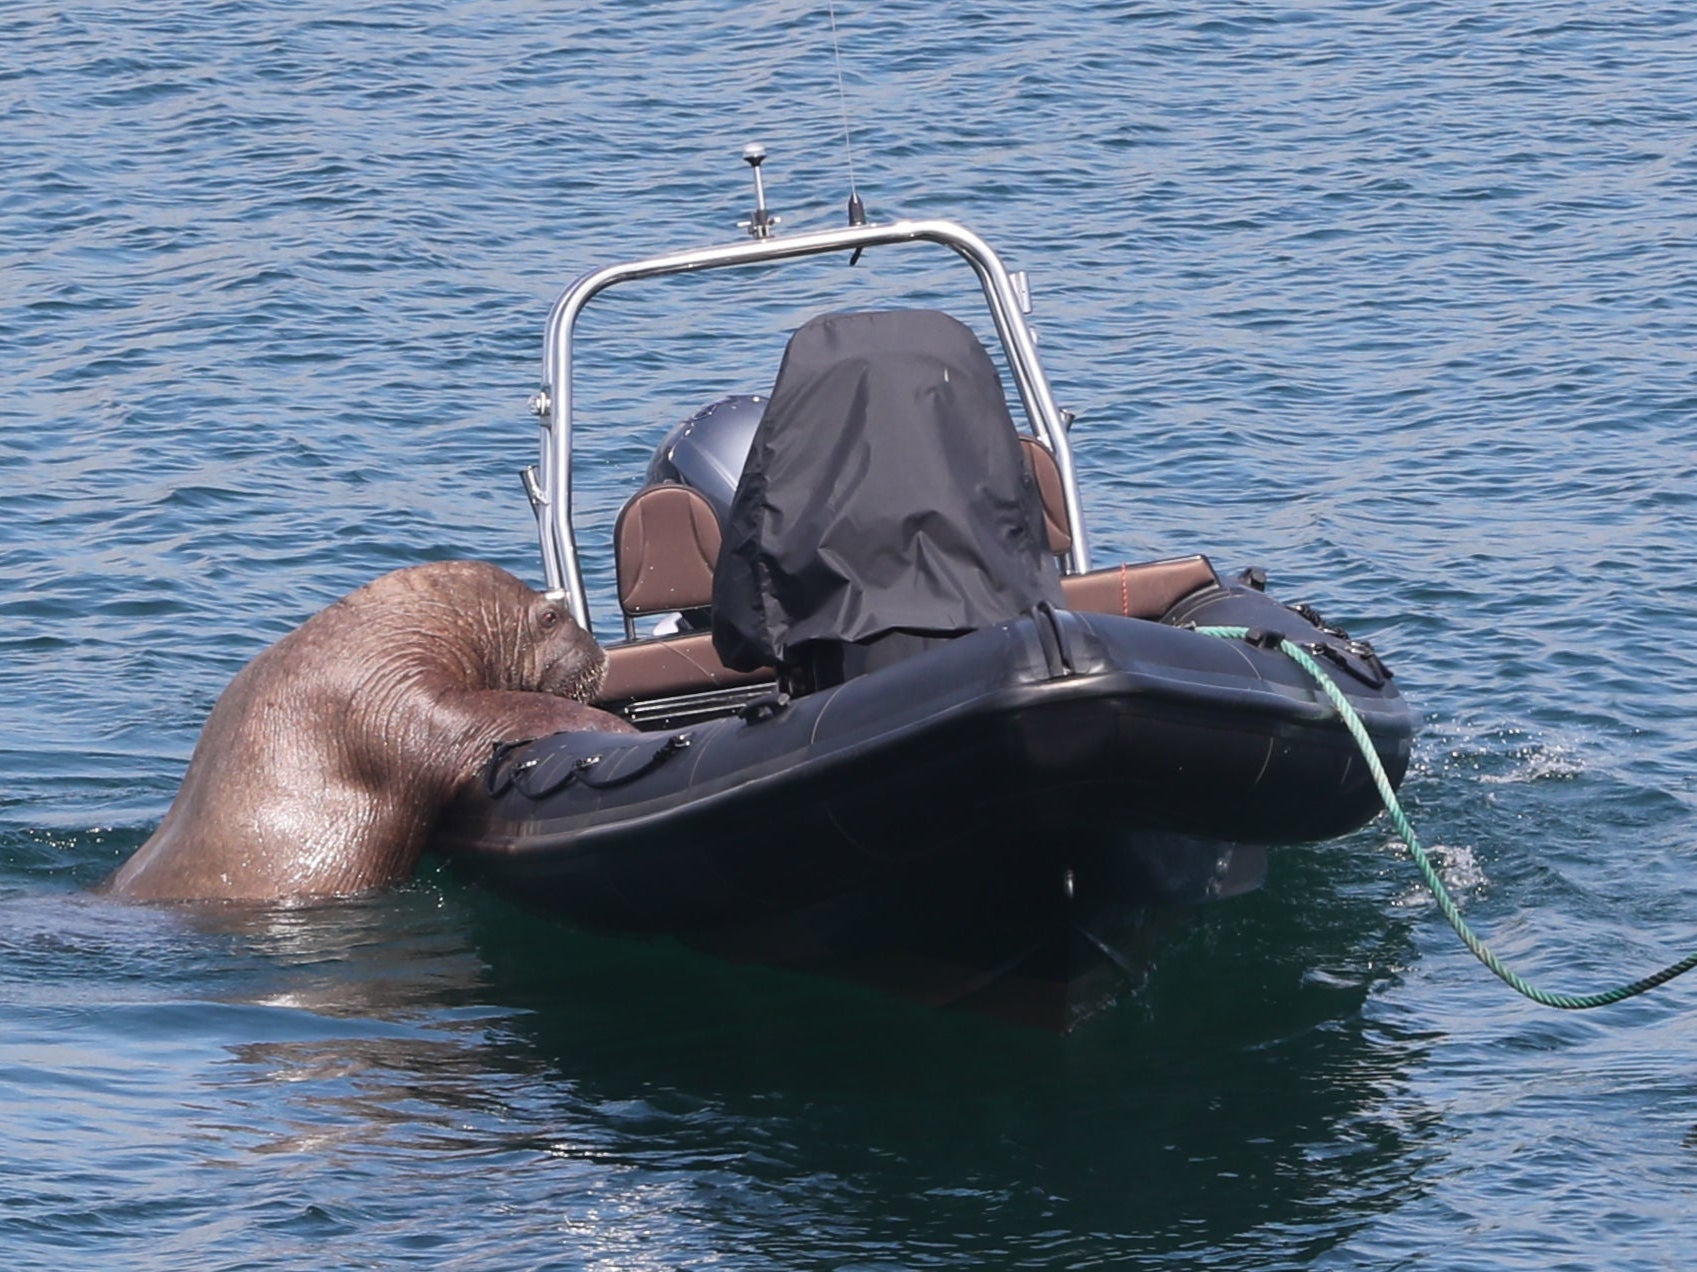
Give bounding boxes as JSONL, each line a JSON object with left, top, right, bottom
{"left": 4, "top": 1, "right": 1697, "bottom": 1267}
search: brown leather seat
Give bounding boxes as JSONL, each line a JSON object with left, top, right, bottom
{"left": 600, "top": 483, "right": 773, "bottom": 708}
{"left": 596, "top": 630, "right": 771, "bottom": 705}
{"left": 1018, "top": 438, "right": 1219, "bottom": 618}
{"left": 1059, "top": 556, "right": 1219, "bottom": 619}
{"left": 612, "top": 483, "right": 721, "bottom": 637}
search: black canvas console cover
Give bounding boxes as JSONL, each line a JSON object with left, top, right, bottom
{"left": 712, "top": 308, "right": 1062, "bottom": 673}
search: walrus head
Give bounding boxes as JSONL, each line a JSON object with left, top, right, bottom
{"left": 345, "top": 561, "right": 608, "bottom": 702}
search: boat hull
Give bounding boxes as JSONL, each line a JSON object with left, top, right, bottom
{"left": 433, "top": 586, "right": 1412, "bottom": 1027}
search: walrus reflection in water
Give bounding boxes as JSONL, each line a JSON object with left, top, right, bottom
{"left": 108, "top": 560, "right": 636, "bottom": 902}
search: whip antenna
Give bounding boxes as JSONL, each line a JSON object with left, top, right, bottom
{"left": 826, "top": 0, "right": 865, "bottom": 226}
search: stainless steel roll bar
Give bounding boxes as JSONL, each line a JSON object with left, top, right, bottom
{"left": 528, "top": 216, "right": 1090, "bottom": 631}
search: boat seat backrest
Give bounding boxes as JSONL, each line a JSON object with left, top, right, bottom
{"left": 1019, "top": 436, "right": 1072, "bottom": 557}
{"left": 614, "top": 483, "right": 722, "bottom": 619}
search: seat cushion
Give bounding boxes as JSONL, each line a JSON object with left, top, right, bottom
{"left": 1059, "top": 556, "right": 1218, "bottom": 619}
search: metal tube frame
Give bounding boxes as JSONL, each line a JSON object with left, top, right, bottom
{"left": 532, "top": 217, "right": 1090, "bottom": 630}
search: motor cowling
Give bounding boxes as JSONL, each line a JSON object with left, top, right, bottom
{"left": 645, "top": 394, "right": 765, "bottom": 523}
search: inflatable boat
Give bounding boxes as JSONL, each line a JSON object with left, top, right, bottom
{"left": 434, "top": 153, "right": 1414, "bottom": 1028}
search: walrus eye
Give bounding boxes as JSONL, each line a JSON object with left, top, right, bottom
{"left": 538, "top": 607, "right": 561, "bottom": 630}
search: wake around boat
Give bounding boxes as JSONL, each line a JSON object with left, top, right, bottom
{"left": 433, "top": 150, "right": 1415, "bottom": 1029}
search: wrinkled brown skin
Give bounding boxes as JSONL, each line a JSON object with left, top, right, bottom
{"left": 106, "top": 560, "right": 636, "bottom": 903}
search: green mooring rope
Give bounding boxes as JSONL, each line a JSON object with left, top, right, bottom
{"left": 1193, "top": 624, "right": 1697, "bottom": 1009}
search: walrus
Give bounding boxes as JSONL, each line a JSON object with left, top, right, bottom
{"left": 107, "top": 560, "right": 636, "bottom": 902}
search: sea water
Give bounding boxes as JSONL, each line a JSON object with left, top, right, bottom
{"left": 4, "top": 1, "right": 1696, "bottom": 1266}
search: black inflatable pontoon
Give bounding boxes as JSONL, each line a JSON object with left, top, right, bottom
{"left": 434, "top": 163, "right": 1414, "bottom": 1028}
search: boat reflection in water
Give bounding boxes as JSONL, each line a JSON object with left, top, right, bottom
{"left": 158, "top": 863, "right": 1435, "bottom": 1263}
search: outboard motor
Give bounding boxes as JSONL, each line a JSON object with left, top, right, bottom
{"left": 646, "top": 395, "right": 765, "bottom": 524}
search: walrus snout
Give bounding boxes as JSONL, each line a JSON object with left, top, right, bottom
{"left": 546, "top": 644, "right": 608, "bottom": 702}
{"left": 535, "top": 614, "right": 609, "bottom": 702}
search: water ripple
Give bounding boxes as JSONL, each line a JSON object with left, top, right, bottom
{"left": 6, "top": 0, "right": 1697, "bottom": 1266}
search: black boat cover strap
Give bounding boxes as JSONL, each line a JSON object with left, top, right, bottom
{"left": 711, "top": 308, "right": 1063, "bottom": 672}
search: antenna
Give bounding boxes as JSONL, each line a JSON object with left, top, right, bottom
{"left": 738, "top": 143, "right": 778, "bottom": 239}
{"left": 826, "top": 0, "right": 865, "bottom": 226}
